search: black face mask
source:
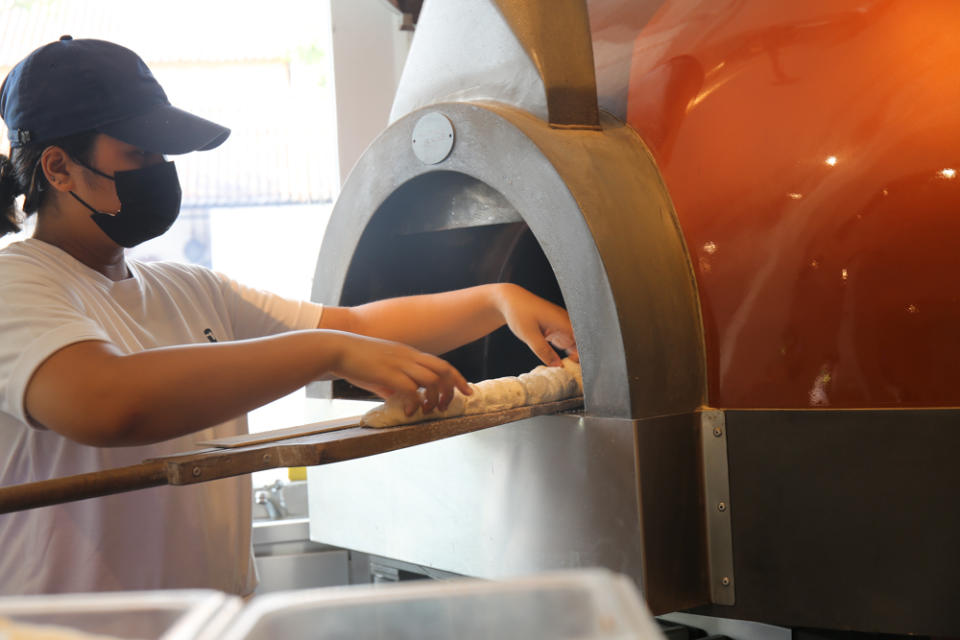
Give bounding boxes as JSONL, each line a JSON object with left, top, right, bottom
{"left": 68, "top": 159, "right": 183, "bottom": 248}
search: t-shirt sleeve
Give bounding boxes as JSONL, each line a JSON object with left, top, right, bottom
{"left": 212, "top": 271, "right": 324, "bottom": 340}
{"left": 0, "top": 277, "right": 111, "bottom": 426}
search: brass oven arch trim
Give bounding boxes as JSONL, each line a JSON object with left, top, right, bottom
{"left": 313, "top": 101, "right": 706, "bottom": 419}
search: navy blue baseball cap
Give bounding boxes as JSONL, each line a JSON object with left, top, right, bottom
{"left": 0, "top": 36, "right": 230, "bottom": 154}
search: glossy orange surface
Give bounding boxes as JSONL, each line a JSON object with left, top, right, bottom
{"left": 589, "top": 0, "right": 960, "bottom": 408}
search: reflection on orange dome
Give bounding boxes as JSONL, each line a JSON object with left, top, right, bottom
{"left": 590, "top": 0, "right": 960, "bottom": 408}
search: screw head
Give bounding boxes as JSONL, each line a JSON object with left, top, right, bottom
{"left": 192, "top": 466, "right": 201, "bottom": 477}
{"left": 721, "top": 577, "right": 731, "bottom": 586}
{"left": 713, "top": 426, "right": 723, "bottom": 437}
{"left": 262, "top": 454, "right": 271, "bottom": 463}
{"left": 718, "top": 501, "right": 727, "bottom": 512}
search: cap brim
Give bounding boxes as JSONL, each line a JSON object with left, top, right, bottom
{"left": 97, "top": 104, "right": 230, "bottom": 154}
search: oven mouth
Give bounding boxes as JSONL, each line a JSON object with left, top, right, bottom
{"left": 333, "top": 171, "right": 572, "bottom": 397}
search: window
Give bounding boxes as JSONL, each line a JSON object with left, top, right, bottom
{"left": 0, "top": 0, "right": 338, "bottom": 302}
{"left": 0, "top": 0, "right": 343, "bottom": 486}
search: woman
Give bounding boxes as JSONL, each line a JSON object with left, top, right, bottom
{"left": 0, "top": 37, "right": 576, "bottom": 595}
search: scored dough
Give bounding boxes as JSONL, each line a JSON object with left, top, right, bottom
{"left": 358, "top": 390, "right": 425, "bottom": 428}
{"left": 518, "top": 369, "right": 553, "bottom": 405}
{"left": 562, "top": 357, "right": 583, "bottom": 390}
{"left": 361, "top": 358, "right": 583, "bottom": 428}
{"left": 360, "top": 385, "right": 472, "bottom": 428}
{"left": 469, "top": 377, "right": 527, "bottom": 414}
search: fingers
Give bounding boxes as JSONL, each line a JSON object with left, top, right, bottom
{"left": 546, "top": 329, "right": 575, "bottom": 351}
{"left": 332, "top": 333, "right": 471, "bottom": 416}
{"left": 371, "top": 349, "right": 468, "bottom": 415}
{"left": 516, "top": 322, "right": 562, "bottom": 366}
{"left": 500, "top": 286, "right": 578, "bottom": 366}
{"left": 404, "top": 362, "right": 441, "bottom": 413}
{"left": 436, "top": 384, "right": 456, "bottom": 412}
{"left": 546, "top": 329, "right": 579, "bottom": 362}
{"left": 417, "top": 352, "right": 471, "bottom": 395}
{"left": 407, "top": 354, "right": 471, "bottom": 412}
{"left": 403, "top": 390, "right": 422, "bottom": 417}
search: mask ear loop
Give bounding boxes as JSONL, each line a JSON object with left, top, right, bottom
{"left": 30, "top": 145, "right": 97, "bottom": 195}
{"left": 53, "top": 149, "right": 119, "bottom": 216}
{"left": 68, "top": 154, "right": 115, "bottom": 181}
{"left": 28, "top": 152, "right": 47, "bottom": 194}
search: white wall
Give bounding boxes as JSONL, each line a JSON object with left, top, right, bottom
{"left": 328, "top": 0, "right": 413, "bottom": 186}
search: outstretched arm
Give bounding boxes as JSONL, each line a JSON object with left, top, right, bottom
{"left": 24, "top": 329, "right": 469, "bottom": 448}
{"left": 319, "top": 283, "right": 578, "bottom": 366}
{"left": 24, "top": 284, "right": 574, "bottom": 448}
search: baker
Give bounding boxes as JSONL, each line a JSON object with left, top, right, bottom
{"left": 0, "top": 37, "right": 577, "bottom": 596}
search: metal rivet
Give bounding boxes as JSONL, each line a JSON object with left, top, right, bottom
{"left": 721, "top": 577, "right": 731, "bottom": 586}
{"left": 717, "top": 501, "right": 727, "bottom": 512}
{"left": 192, "top": 466, "right": 201, "bottom": 477}
{"left": 713, "top": 427, "right": 723, "bottom": 437}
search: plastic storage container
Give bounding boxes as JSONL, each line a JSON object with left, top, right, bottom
{"left": 0, "top": 589, "right": 241, "bottom": 639}
{"left": 220, "top": 568, "right": 662, "bottom": 640}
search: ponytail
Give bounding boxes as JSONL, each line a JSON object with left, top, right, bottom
{"left": 0, "top": 130, "right": 98, "bottom": 239}
{"left": 0, "top": 154, "right": 24, "bottom": 237}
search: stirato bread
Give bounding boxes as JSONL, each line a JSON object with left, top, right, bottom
{"left": 361, "top": 358, "right": 582, "bottom": 428}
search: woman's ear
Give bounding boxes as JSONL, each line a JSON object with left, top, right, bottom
{"left": 40, "top": 146, "right": 77, "bottom": 192}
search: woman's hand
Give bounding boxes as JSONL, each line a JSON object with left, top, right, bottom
{"left": 324, "top": 331, "right": 472, "bottom": 415}
{"left": 319, "top": 283, "right": 578, "bottom": 377}
{"left": 494, "top": 284, "right": 578, "bottom": 366}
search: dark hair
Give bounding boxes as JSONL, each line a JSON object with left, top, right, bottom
{"left": 0, "top": 131, "right": 98, "bottom": 237}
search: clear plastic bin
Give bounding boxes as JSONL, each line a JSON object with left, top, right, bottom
{"left": 0, "top": 589, "right": 241, "bottom": 639}
{"left": 221, "top": 568, "right": 662, "bottom": 640}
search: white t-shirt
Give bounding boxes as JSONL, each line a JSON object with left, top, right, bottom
{"left": 0, "top": 238, "right": 323, "bottom": 596}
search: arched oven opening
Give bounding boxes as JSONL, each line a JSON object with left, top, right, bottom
{"left": 334, "top": 171, "right": 565, "bottom": 397}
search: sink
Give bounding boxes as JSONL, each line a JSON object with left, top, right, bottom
{"left": 252, "top": 480, "right": 308, "bottom": 521}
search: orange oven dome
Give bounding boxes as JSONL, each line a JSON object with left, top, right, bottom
{"left": 594, "top": 0, "right": 960, "bottom": 408}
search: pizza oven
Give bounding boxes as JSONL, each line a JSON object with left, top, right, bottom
{"left": 307, "top": 0, "right": 960, "bottom": 635}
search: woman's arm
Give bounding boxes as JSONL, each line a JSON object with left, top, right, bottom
{"left": 319, "top": 283, "right": 578, "bottom": 366}
{"left": 24, "top": 284, "right": 574, "bottom": 448}
{"left": 24, "top": 330, "right": 469, "bottom": 447}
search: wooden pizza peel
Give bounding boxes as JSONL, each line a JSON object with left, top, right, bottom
{"left": 0, "top": 397, "right": 583, "bottom": 514}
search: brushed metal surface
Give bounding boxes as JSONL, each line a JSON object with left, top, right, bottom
{"left": 309, "top": 411, "right": 710, "bottom": 614}
{"left": 698, "top": 408, "right": 960, "bottom": 635}
{"left": 309, "top": 98, "right": 708, "bottom": 613}
{"left": 390, "top": 0, "right": 547, "bottom": 122}
{"left": 392, "top": 0, "right": 599, "bottom": 129}
{"left": 253, "top": 551, "right": 349, "bottom": 594}
{"left": 699, "top": 410, "right": 735, "bottom": 605}
{"left": 309, "top": 414, "right": 643, "bottom": 580}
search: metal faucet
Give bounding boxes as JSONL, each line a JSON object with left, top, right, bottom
{"left": 254, "top": 480, "right": 288, "bottom": 520}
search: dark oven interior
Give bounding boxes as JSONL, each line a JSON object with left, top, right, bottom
{"left": 333, "top": 171, "right": 568, "bottom": 397}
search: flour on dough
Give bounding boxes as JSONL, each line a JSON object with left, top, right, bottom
{"left": 461, "top": 382, "right": 486, "bottom": 415}
{"left": 518, "top": 369, "right": 552, "bottom": 404}
{"left": 362, "top": 387, "right": 469, "bottom": 428}
{"left": 562, "top": 358, "right": 583, "bottom": 392}
{"left": 527, "top": 365, "right": 567, "bottom": 403}
{"left": 360, "top": 392, "right": 421, "bottom": 428}
{"left": 361, "top": 357, "right": 584, "bottom": 428}
{"left": 471, "top": 377, "right": 527, "bottom": 413}
{"left": 439, "top": 388, "right": 467, "bottom": 418}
